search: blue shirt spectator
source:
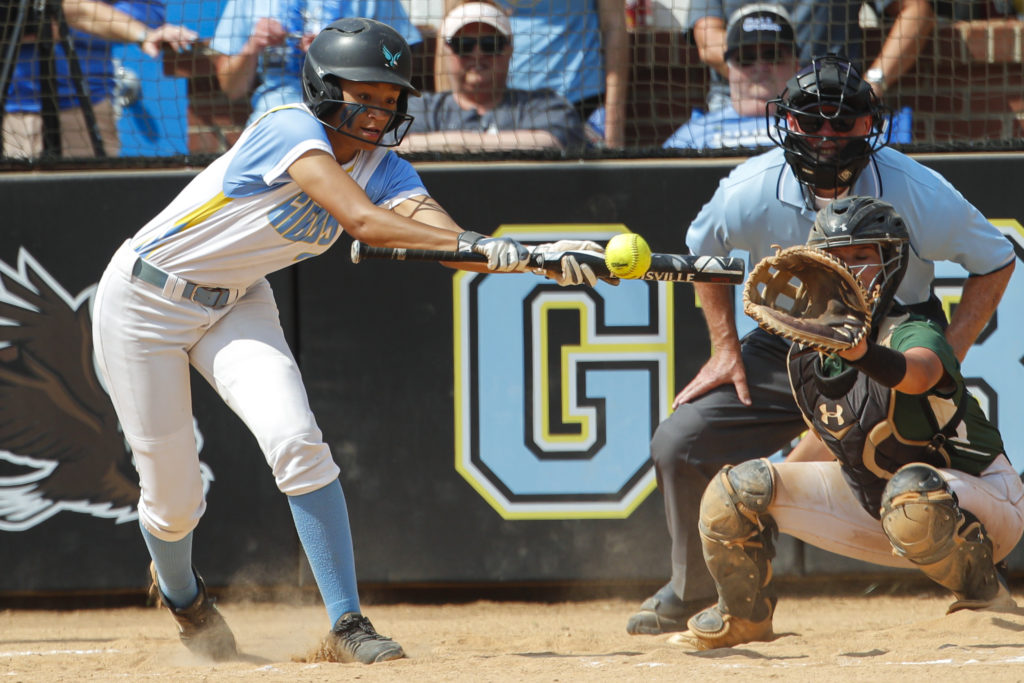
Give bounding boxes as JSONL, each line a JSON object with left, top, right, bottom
{"left": 3, "top": 0, "right": 196, "bottom": 158}
{"left": 403, "top": 3, "right": 585, "bottom": 153}
{"left": 211, "top": 0, "right": 421, "bottom": 123}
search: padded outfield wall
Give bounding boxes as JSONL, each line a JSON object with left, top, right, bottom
{"left": 0, "top": 155, "right": 1022, "bottom": 594}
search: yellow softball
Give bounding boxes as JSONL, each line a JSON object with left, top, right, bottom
{"left": 604, "top": 233, "right": 652, "bottom": 279}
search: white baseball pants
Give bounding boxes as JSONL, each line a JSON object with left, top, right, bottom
{"left": 92, "top": 241, "right": 340, "bottom": 541}
{"left": 769, "top": 455, "right": 1024, "bottom": 566}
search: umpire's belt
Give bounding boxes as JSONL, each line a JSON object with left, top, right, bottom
{"left": 131, "top": 258, "right": 238, "bottom": 309}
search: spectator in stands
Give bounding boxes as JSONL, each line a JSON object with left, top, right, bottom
{"left": 401, "top": 2, "right": 586, "bottom": 154}
{"left": 2, "top": 0, "right": 196, "bottom": 159}
{"left": 211, "top": 0, "right": 421, "bottom": 124}
{"left": 440, "top": 0, "right": 627, "bottom": 148}
{"left": 664, "top": 4, "right": 798, "bottom": 151}
{"left": 689, "top": 0, "right": 935, "bottom": 109}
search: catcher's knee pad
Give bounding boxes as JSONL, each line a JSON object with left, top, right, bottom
{"left": 699, "top": 459, "right": 778, "bottom": 621}
{"left": 881, "top": 463, "right": 1002, "bottom": 605}
{"left": 880, "top": 463, "right": 959, "bottom": 564}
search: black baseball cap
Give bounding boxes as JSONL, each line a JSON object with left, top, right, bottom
{"left": 724, "top": 4, "right": 797, "bottom": 62}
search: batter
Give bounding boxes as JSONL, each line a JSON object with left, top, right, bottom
{"left": 92, "top": 17, "right": 600, "bottom": 664}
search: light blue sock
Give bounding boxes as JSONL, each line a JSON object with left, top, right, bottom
{"left": 139, "top": 522, "right": 199, "bottom": 609}
{"left": 288, "top": 480, "right": 361, "bottom": 626}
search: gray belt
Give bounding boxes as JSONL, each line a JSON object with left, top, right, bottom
{"left": 131, "top": 258, "right": 233, "bottom": 309}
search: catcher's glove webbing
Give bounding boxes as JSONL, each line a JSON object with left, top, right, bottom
{"left": 742, "top": 245, "right": 872, "bottom": 353}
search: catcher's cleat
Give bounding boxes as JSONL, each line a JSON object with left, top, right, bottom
{"left": 667, "top": 604, "right": 774, "bottom": 650}
{"left": 148, "top": 562, "right": 238, "bottom": 661}
{"left": 626, "top": 582, "right": 709, "bottom": 635}
{"left": 947, "top": 575, "right": 1017, "bottom": 614}
{"left": 316, "top": 612, "right": 406, "bottom": 664}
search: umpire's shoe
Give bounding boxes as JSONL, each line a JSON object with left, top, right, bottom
{"left": 318, "top": 613, "right": 406, "bottom": 664}
{"left": 626, "top": 582, "right": 708, "bottom": 635}
{"left": 667, "top": 604, "right": 774, "bottom": 651}
{"left": 148, "top": 563, "right": 238, "bottom": 661}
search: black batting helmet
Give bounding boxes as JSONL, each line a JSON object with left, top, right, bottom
{"left": 808, "top": 196, "right": 909, "bottom": 328}
{"left": 768, "top": 54, "right": 891, "bottom": 194}
{"left": 302, "top": 17, "right": 419, "bottom": 146}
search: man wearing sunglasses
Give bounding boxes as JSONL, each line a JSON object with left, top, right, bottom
{"left": 664, "top": 4, "right": 799, "bottom": 151}
{"left": 400, "top": 2, "right": 585, "bottom": 153}
{"left": 627, "top": 53, "right": 1015, "bottom": 638}
{"left": 690, "top": 0, "right": 934, "bottom": 112}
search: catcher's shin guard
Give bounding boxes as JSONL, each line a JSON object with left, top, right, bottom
{"left": 149, "top": 562, "right": 238, "bottom": 661}
{"left": 880, "top": 464, "right": 1014, "bottom": 613}
{"left": 698, "top": 459, "right": 779, "bottom": 623}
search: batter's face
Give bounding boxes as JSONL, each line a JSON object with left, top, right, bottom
{"left": 828, "top": 244, "right": 883, "bottom": 290}
{"left": 446, "top": 23, "right": 511, "bottom": 97}
{"left": 326, "top": 80, "right": 403, "bottom": 155}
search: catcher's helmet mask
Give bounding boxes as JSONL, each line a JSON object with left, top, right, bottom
{"left": 807, "top": 196, "right": 909, "bottom": 333}
{"left": 302, "top": 17, "right": 420, "bottom": 147}
{"left": 768, "top": 54, "right": 892, "bottom": 198}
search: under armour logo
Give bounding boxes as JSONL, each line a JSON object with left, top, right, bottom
{"left": 382, "top": 43, "right": 402, "bottom": 69}
{"left": 819, "top": 403, "right": 845, "bottom": 426}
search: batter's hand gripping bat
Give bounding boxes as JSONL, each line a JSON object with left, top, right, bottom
{"left": 349, "top": 241, "right": 744, "bottom": 284}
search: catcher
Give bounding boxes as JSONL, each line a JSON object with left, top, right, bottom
{"left": 673, "top": 196, "right": 1024, "bottom": 651}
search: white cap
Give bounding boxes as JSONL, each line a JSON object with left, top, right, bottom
{"left": 441, "top": 3, "right": 512, "bottom": 42}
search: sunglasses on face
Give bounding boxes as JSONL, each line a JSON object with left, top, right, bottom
{"left": 792, "top": 111, "right": 861, "bottom": 134}
{"left": 446, "top": 35, "right": 509, "bottom": 56}
{"left": 733, "top": 44, "right": 794, "bottom": 67}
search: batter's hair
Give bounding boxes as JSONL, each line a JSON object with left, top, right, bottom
{"left": 767, "top": 54, "right": 892, "bottom": 194}
{"left": 301, "top": 17, "right": 419, "bottom": 147}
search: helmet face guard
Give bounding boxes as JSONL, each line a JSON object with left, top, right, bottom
{"left": 807, "top": 196, "right": 910, "bottom": 330}
{"left": 302, "top": 17, "right": 419, "bottom": 147}
{"left": 768, "top": 54, "right": 892, "bottom": 193}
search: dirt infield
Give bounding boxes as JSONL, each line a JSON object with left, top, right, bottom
{"left": 4, "top": 589, "right": 1024, "bottom": 681}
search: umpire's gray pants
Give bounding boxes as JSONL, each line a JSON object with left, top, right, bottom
{"left": 650, "top": 328, "right": 804, "bottom": 603}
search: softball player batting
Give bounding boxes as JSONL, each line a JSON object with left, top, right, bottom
{"left": 92, "top": 18, "right": 601, "bottom": 664}
{"left": 673, "top": 198, "right": 1024, "bottom": 650}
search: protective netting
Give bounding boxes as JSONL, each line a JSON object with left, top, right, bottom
{"left": 1, "top": 0, "right": 1022, "bottom": 168}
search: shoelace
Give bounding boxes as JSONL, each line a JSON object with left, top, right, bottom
{"left": 337, "top": 615, "right": 382, "bottom": 644}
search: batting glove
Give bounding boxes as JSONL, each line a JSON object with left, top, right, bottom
{"left": 458, "top": 231, "right": 532, "bottom": 272}
{"left": 532, "top": 240, "right": 611, "bottom": 287}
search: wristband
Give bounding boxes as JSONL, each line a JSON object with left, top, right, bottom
{"left": 846, "top": 341, "right": 906, "bottom": 388}
{"left": 136, "top": 28, "right": 150, "bottom": 45}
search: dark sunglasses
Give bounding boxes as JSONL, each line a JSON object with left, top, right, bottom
{"left": 792, "top": 111, "right": 860, "bottom": 134}
{"left": 447, "top": 35, "right": 509, "bottom": 56}
{"left": 733, "top": 44, "right": 794, "bottom": 67}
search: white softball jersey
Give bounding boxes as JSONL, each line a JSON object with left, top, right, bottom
{"left": 129, "top": 104, "right": 428, "bottom": 291}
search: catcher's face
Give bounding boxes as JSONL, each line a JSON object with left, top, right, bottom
{"left": 828, "top": 244, "right": 883, "bottom": 290}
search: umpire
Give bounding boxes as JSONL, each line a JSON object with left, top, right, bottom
{"left": 626, "top": 54, "right": 1016, "bottom": 635}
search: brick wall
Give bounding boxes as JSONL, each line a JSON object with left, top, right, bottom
{"left": 167, "top": 18, "right": 1024, "bottom": 155}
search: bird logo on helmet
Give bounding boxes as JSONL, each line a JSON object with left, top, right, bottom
{"left": 807, "top": 196, "right": 909, "bottom": 331}
{"left": 767, "top": 54, "right": 892, "bottom": 197}
{"left": 301, "top": 17, "right": 420, "bottom": 147}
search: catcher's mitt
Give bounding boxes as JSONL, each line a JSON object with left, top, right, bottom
{"left": 742, "top": 245, "right": 872, "bottom": 353}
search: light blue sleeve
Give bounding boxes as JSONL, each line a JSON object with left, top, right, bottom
{"left": 364, "top": 152, "right": 428, "bottom": 206}
{"left": 891, "top": 156, "right": 1014, "bottom": 275}
{"left": 211, "top": 0, "right": 278, "bottom": 56}
{"left": 685, "top": 182, "right": 733, "bottom": 257}
{"left": 223, "top": 108, "right": 329, "bottom": 197}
